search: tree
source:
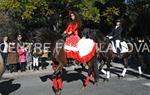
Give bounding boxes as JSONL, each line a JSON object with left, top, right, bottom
{"left": 125, "top": 0, "right": 150, "bottom": 38}
{"left": 0, "top": 0, "right": 126, "bottom": 41}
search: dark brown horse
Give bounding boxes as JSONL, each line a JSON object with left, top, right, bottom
{"left": 83, "top": 28, "right": 144, "bottom": 81}
{"left": 96, "top": 33, "right": 144, "bottom": 81}
{"left": 0, "top": 54, "right": 4, "bottom": 78}
{"left": 97, "top": 37, "right": 130, "bottom": 81}
{"left": 51, "top": 35, "right": 99, "bottom": 95}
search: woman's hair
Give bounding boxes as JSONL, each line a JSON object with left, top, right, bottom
{"left": 68, "top": 11, "right": 82, "bottom": 26}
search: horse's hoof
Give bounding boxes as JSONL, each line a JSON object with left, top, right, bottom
{"left": 82, "top": 86, "right": 86, "bottom": 91}
{"left": 118, "top": 75, "right": 124, "bottom": 79}
{"left": 55, "top": 89, "right": 61, "bottom": 95}
{"left": 94, "top": 81, "right": 99, "bottom": 86}
{"left": 106, "top": 78, "right": 109, "bottom": 82}
{"left": 104, "top": 78, "right": 109, "bottom": 82}
{"left": 47, "top": 78, "right": 50, "bottom": 81}
{"left": 137, "top": 74, "right": 143, "bottom": 78}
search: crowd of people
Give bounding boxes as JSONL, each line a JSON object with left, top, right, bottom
{"left": 0, "top": 34, "right": 49, "bottom": 73}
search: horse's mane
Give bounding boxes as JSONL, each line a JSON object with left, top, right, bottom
{"left": 82, "top": 28, "right": 107, "bottom": 43}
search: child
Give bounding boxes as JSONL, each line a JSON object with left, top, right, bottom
{"left": 32, "top": 48, "right": 42, "bottom": 71}
{"left": 17, "top": 45, "right": 27, "bottom": 72}
{"left": 25, "top": 44, "right": 33, "bottom": 70}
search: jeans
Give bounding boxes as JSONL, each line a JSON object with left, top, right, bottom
{"left": 1, "top": 53, "right": 8, "bottom": 69}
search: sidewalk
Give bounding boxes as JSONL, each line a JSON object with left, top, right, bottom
{"left": 2, "top": 61, "right": 150, "bottom": 79}
{"left": 2, "top": 61, "right": 53, "bottom": 78}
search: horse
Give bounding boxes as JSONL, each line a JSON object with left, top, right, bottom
{"left": 50, "top": 32, "right": 99, "bottom": 95}
{"left": 86, "top": 29, "right": 144, "bottom": 81}
{"left": 0, "top": 54, "right": 4, "bottom": 78}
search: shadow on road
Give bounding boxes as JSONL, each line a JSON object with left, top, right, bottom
{"left": 40, "top": 68, "right": 86, "bottom": 84}
{"left": 0, "top": 79, "right": 21, "bottom": 95}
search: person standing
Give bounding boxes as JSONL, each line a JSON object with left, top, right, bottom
{"left": 16, "top": 34, "right": 23, "bottom": 50}
{"left": 25, "top": 44, "right": 33, "bottom": 70}
{"left": 0, "top": 36, "right": 9, "bottom": 70}
{"left": 17, "top": 45, "right": 27, "bottom": 72}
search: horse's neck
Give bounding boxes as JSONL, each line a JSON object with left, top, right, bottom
{"left": 52, "top": 39, "right": 64, "bottom": 57}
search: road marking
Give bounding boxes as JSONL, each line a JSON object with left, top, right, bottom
{"left": 125, "top": 77, "right": 144, "bottom": 81}
{"left": 142, "top": 82, "right": 150, "bottom": 87}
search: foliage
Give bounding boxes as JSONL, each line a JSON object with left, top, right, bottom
{"left": 102, "top": 6, "right": 120, "bottom": 24}
{"left": 76, "top": 0, "right": 100, "bottom": 23}
{"left": 125, "top": 0, "right": 150, "bottom": 37}
{"left": 0, "top": 0, "right": 138, "bottom": 40}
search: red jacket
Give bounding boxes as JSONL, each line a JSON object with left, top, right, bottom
{"left": 18, "top": 48, "right": 26, "bottom": 63}
{"left": 64, "top": 22, "right": 79, "bottom": 35}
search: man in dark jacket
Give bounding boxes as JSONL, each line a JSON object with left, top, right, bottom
{"left": 107, "top": 19, "right": 123, "bottom": 54}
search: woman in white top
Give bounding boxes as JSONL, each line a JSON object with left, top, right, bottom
{"left": 1, "top": 36, "right": 9, "bottom": 70}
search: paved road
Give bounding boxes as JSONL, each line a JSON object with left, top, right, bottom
{"left": 0, "top": 63, "right": 150, "bottom": 95}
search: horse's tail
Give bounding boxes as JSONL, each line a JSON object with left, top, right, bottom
{"left": 0, "top": 54, "right": 4, "bottom": 78}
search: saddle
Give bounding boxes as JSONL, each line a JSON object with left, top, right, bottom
{"left": 111, "top": 40, "right": 129, "bottom": 54}
{"left": 64, "top": 38, "right": 96, "bottom": 63}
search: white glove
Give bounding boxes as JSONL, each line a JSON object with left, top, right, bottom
{"left": 106, "top": 36, "right": 113, "bottom": 39}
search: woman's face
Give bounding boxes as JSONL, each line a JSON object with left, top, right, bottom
{"left": 70, "top": 13, "right": 76, "bottom": 20}
{"left": 17, "top": 35, "right": 22, "bottom": 40}
{"left": 116, "top": 22, "right": 121, "bottom": 26}
{"left": 4, "top": 36, "right": 8, "bottom": 41}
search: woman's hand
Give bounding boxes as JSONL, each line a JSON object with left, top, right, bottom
{"left": 68, "top": 31, "right": 72, "bottom": 35}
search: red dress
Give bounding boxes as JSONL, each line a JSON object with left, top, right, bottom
{"left": 64, "top": 22, "right": 80, "bottom": 47}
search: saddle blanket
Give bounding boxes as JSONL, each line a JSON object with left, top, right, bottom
{"left": 64, "top": 38, "right": 96, "bottom": 63}
{"left": 111, "top": 41, "right": 129, "bottom": 53}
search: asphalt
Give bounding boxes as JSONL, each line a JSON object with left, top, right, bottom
{"left": 0, "top": 62, "right": 150, "bottom": 95}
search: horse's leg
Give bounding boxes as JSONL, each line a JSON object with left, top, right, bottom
{"left": 105, "top": 50, "right": 113, "bottom": 81}
{"left": 52, "top": 72, "right": 63, "bottom": 95}
{"left": 99, "top": 60, "right": 107, "bottom": 75}
{"left": 137, "top": 54, "right": 143, "bottom": 77}
{"left": 120, "top": 57, "right": 128, "bottom": 78}
{"left": 105, "top": 59, "right": 111, "bottom": 81}
{"left": 52, "top": 63, "right": 63, "bottom": 95}
{"left": 98, "top": 53, "right": 107, "bottom": 75}
{"left": 84, "top": 62, "right": 93, "bottom": 87}
{"left": 84, "top": 57, "right": 99, "bottom": 87}
{"left": 91, "top": 57, "right": 99, "bottom": 83}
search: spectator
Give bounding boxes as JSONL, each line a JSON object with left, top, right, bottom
{"left": 32, "top": 48, "right": 42, "bottom": 71}
{"left": 25, "top": 44, "right": 33, "bottom": 70}
{"left": 0, "top": 36, "right": 9, "bottom": 70}
{"left": 17, "top": 44, "right": 27, "bottom": 72}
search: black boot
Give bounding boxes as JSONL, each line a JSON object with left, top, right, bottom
{"left": 33, "top": 66, "right": 36, "bottom": 71}
{"left": 37, "top": 66, "right": 39, "bottom": 70}
{"left": 117, "top": 48, "right": 121, "bottom": 57}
